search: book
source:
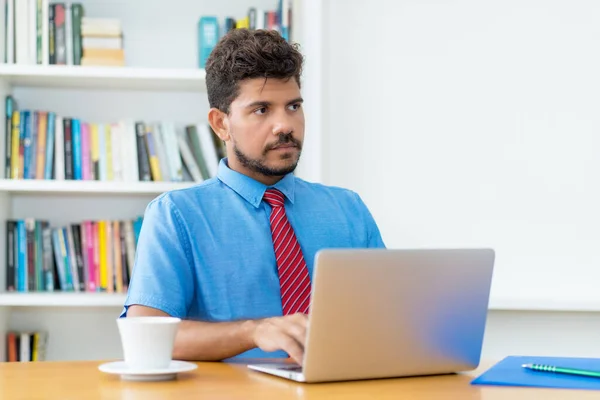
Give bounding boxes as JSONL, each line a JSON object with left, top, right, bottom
{"left": 198, "top": 16, "right": 219, "bottom": 68}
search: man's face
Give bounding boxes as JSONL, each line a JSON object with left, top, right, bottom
{"left": 224, "top": 77, "right": 305, "bottom": 181}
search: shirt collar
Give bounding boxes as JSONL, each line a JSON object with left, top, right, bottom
{"left": 217, "top": 158, "right": 296, "bottom": 208}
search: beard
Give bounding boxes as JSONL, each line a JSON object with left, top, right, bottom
{"left": 233, "top": 132, "right": 302, "bottom": 177}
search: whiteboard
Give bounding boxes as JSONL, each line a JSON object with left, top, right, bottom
{"left": 325, "top": 0, "right": 600, "bottom": 310}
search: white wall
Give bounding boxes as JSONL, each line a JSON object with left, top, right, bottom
{"left": 483, "top": 311, "right": 600, "bottom": 361}
{"left": 324, "top": 0, "right": 600, "bottom": 359}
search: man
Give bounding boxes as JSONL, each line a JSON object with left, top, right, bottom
{"left": 122, "top": 29, "right": 385, "bottom": 365}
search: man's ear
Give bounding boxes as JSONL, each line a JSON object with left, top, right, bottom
{"left": 208, "top": 108, "right": 230, "bottom": 142}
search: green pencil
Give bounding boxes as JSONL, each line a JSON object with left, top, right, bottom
{"left": 522, "top": 363, "right": 600, "bottom": 378}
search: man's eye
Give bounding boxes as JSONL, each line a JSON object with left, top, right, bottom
{"left": 255, "top": 107, "right": 267, "bottom": 115}
{"left": 288, "top": 104, "right": 301, "bottom": 111}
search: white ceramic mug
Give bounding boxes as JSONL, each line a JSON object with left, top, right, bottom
{"left": 116, "top": 316, "right": 181, "bottom": 370}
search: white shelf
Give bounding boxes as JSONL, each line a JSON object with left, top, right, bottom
{"left": 0, "top": 179, "right": 196, "bottom": 196}
{"left": 488, "top": 296, "right": 600, "bottom": 312}
{"left": 0, "top": 64, "right": 207, "bottom": 91}
{"left": 0, "top": 292, "right": 126, "bottom": 307}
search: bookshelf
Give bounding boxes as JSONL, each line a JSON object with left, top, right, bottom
{"left": 0, "top": 292, "right": 126, "bottom": 307}
{"left": 0, "top": 179, "right": 195, "bottom": 196}
{"left": 0, "top": 0, "right": 322, "bottom": 363}
{"left": 0, "top": 64, "right": 207, "bottom": 91}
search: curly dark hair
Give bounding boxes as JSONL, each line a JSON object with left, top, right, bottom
{"left": 205, "top": 29, "right": 304, "bottom": 114}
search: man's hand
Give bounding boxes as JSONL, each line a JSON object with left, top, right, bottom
{"left": 251, "top": 313, "right": 308, "bottom": 365}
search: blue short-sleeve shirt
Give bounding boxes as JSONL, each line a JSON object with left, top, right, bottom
{"left": 121, "top": 158, "right": 385, "bottom": 358}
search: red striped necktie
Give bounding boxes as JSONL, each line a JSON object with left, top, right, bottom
{"left": 263, "top": 188, "right": 311, "bottom": 315}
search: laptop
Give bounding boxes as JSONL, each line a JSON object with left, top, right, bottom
{"left": 247, "top": 247, "right": 495, "bottom": 383}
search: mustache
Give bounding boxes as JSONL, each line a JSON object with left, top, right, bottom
{"left": 265, "top": 133, "right": 302, "bottom": 151}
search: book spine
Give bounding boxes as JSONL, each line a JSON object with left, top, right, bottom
{"left": 105, "top": 124, "right": 113, "bottom": 180}
{"left": 111, "top": 123, "right": 122, "bottom": 181}
{"left": 63, "top": 117, "right": 72, "bottom": 179}
{"left": 153, "top": 123, "right": 170, "bottom": 182}
{"left": 10, "top": 111, "right": 20, "bottom": 179}
{"left": 17, "top": 220, "right": 26, "bottom": 292}
{"left": 124, "top": 121, "right": 138, "bottom": 182}
{"left": 44, "top": 112, "right": 55, "bottom": 180}
{"left": 123, "top": 221, "right": 135, "bottom": 279}
{"left": 41, "top": 221, "right": 54, "bottom": 291}
{"left": 22, "top": 111, "right": 31, "bottom": 180}
{"left": 135, "top": 122, "right": 150, "bottom": 181}
{"left": 198, "top": 16, "right": 219, "bottom": 68}
{"left": 64, "top": 2, "right": 72, "bottom": 65}
{"left": 80, "top": 122, "right": 90, "bottom": 180}
{"left": 41, "top": 0, "right": 49, "bottom": 64}
{"left": 71, "top": 224, "right": 84, "bottom": 292}
{"left": 58, "top": 227, "right": 72, "bottom": 290}
{"left": 113, "top": 221, "right": 122, "bottom": 293}
{"left": 54, "top": 3, "right": 65, "bottom": 64}
{"left": 25, "top": 218, "right": 35, "bottom": 292}
{"left": 5, "top": 96, "right": 14, "bottom": 179}
{"left": 65, "top": 225, "right": 79, "bottom": 291}
{"left": 162, "top": 122, "right": 182, "bottom": 182}
{"left": 71, "top": 118, "right": 82, "bottom": 180}
{"left": 92, "top": 221, "right": 99, "bottom": 291}
{"left": 51, "top": 229, "right": 66, "bottom": 290}
{"left": 105, "top": 221, "right": 113, "bottom": 292}
{"left": 119, "top": 221, "right": 128, "bottom": 290}
{"left": 53, "top": 116, "right": 64, "bottom": 180}
{"left": 84, "top": 221, "right": 95, "bottom": 291}
{"left": 6, "top": 332, "right": 17, "bottom": 362}
{"left": 35, "top": 111, "right": 47, "bottom": 179}
{"left": 34, "top": 220, "right": 43, "bottom": 291}
{"left": 144, "top": 128, "right": 161, "bottom": 181}
{"left": 6, "top": 0, "right": 14, "bottom": 64}
{"left": 15, "top": 0, "right": 29, "bottom": 64}
{"left": 198, "top": 124, "right": 219, "bottom": 177}
{"left": 177, "top": 132, "right": 203, "bottom": 182}
{"left": 48, "top": 4, "right": 55, "bottom": 64}
{"left": 71, "top": 3, "right": 82, "bottom": 65}
{"left": 185, "top": 125, "right": 209, "bottom": 180}
{"left": 36, "top": 0, "right": 42, "bottom": 63}
{"left": 98, "top": 123, "right": 106, "bottom": 181}
{"left": 6, "top": 220, "right": 15, "bottom": 291}
{"left": 28, "top": 0, "right": 36, "bottom": 64}
{"left": 18, "top": 111, "right": 25, "bottom": 179}
{"left": 98, "top": 221, "right": 106, "bottom": 290}
{"left": 27, "top": 111, "right": 38, "bottom": 179}
{"left": 90, "top": 123, "right": 99, "bottom": 180}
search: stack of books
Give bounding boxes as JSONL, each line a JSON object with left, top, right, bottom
{"left": 5, "top": 331, "right": 48, "bottom": 362}
{"left": 81, "top": 17, "right": 124, "bottom": 67}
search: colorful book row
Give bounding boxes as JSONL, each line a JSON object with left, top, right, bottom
{"left": 6, "top": 217, "right": 143, "bottom": 294}
{"left": 4, "top": 97, "right": 226, "bottom": 182}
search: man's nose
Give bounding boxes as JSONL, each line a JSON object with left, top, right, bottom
{"left": 271, "top": 112, "right": 294, "bottom": 135}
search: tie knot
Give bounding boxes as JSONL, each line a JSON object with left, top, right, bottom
{"left": 263, "top": 188, "right": 285, "bottom": 208}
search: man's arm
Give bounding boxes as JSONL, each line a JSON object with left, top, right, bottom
{"left": 127, "top": 304, "right": 308, "bottom": 364}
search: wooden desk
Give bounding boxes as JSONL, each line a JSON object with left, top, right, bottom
{"left": 0, "top": 359, "right": 597, "bottom": 399}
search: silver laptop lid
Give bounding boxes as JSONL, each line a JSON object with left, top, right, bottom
{"left": 302, "top": 248, "right": 495, "bottom": 382}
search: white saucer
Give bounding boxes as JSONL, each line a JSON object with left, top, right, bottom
{"left": 98, "top": 360, "right": 198, "bottom": 381}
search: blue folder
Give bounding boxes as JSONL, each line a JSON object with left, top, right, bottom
{"left": 471, "top": 356, "right": 600, "bottom": 390}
